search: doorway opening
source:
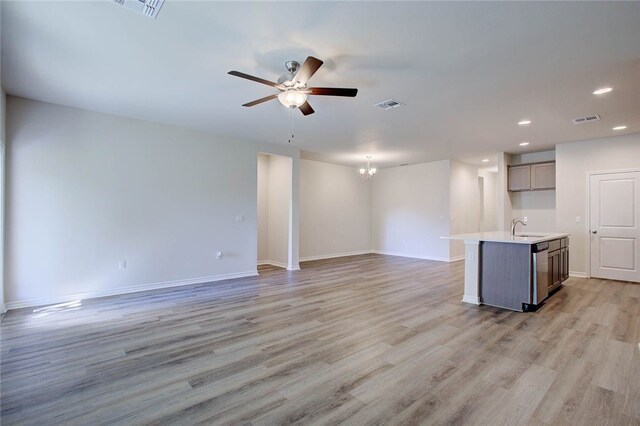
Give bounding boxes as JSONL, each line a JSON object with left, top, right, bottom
{"left": 257, "top": 153, "right": 294, "bottom": 272}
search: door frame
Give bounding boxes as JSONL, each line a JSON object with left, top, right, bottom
{"left": 585, "top": 168, "right": 640, "bottom": 279}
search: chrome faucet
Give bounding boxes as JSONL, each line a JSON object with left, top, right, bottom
{"left": 511, "top": 218, "right": 527, "bottom": 236}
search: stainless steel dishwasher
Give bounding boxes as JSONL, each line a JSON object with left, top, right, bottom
{"left": 531, "top": 242, "right": 549, "bottom": 305}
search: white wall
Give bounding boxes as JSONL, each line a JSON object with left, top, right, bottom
{"left": 449, "top": 161, "right": 481, "bottom": 259}
{"left": 0, "top": 0, "right": 5, "bottom": 315}
{"left": 511, "top": 191, "right": 556, "bottom": 232}
{"left": 478, "top": 169, "right": 498, "bottom": 232}
{"left": 266, "top": 155, "right": 292, "bottom": 268}
{"left": 511, "top": 150, "right": 555, "bottom": 165}
{"left": 371, "top": 160, "right": 451, "bottom": 261}
{"left": 299, "top": 159, "right": 371, "bottom": 261}
{"left": 6, "top": 97, "right": 300, "bottom": 308}
{"left": 556, "top": 133, "right": 640, "bottom": 276}
{"left": 497, "top": 153, "right": 513, "bottom": 231}
{"left": 257, "top": 154, "right": 270, "bottom": 262}
{"left": 510, "top": 150, "right": 556, "bottom": 232}
{"left": 0, "top": 87, "right": 5, "bottom": 314}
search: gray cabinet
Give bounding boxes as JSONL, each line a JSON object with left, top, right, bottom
{"left": 508, "top": 161, "right": 556, "bottom": 191}
{"left": 480, "top": 242, "right": 532, "bottom": 311}
{"left": 560, "top": 237, "right": 569, "bottom": 281}
{"left": 549, "top": 250, "right": 561, "bottom": 289}
{"left": 548, "top": 237, "right": 569, "bottom": 292}
{"left": 508, "top": 165, "right": 531, "bottom": 191}
{"left": 531, "top": 163, "right": 556, "bottom": 189}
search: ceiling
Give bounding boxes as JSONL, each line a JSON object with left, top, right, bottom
{"left": 2, "top": 1, "right": 640, "bottom": 168}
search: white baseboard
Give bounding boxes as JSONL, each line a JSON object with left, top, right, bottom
{"left": 258, "top": 260, "right": 288, "bottom": 269}
{"left": 258, "top": 261, "right": 300, "bottom": 271}
{"left": 5, "top": 270, "right": 259, "bottom": 311}
{"left": 299, "top": 250, "right": 373, "bottom": 262}
{"left": 569, "top": 271, "right": 587, "bottom": 279}
{"left": 372, "top": 250, "right": 462, "bottom": 263}
{"left": 462, "top": 295, "right": 481, "bottom": 305}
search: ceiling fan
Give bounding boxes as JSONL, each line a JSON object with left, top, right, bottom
{"left": 228, "top": 56, "right": 358, "bottom": 116}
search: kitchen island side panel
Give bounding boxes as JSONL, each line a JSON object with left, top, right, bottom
{"left": 480, "top": 242, "right": 532, "bottom": 311}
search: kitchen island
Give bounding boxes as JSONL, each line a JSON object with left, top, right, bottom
{"left": 448, "top": 231, "right": 570, "bottom": 311}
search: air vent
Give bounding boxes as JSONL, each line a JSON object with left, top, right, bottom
{"left": 112, "top": 0, "right": 165, "bottom": 19}
{"left": 374, "top": 99, "right": 405, "bottom": 110}
{"left": 572, "top": 114, "right": 600, "bottom": 124}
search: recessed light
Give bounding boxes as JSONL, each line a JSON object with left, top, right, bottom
{"left": 518, "top": 120, "right": 531, "bottom": 126}
{"left": 519, "top": 142, "right": 530, "bottom": 146}
{"left": 481, "top": 159, "right": 490, "bottom": 163}
{"left": 593, "top": 87, "right": 613, "bottom": 95}
{"left": 612, "top": 125, "right": 627, "bottom": 131}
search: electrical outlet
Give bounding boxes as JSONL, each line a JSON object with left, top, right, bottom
{"left": 576, "top": 216, "right": 581, "bottom": 223}
{"left": 118, "top": 260, "right": 127, "bottom": 270}
{"left": 236, "top": 215, "right": 244, "bottom": 222}
{"left": 523, "top": 216, "right": 528, "bottom": 222}
{"left": 216, "top": 251, "right": 223, "bottom": 260}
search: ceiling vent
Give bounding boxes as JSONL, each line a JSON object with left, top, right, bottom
{"left": 374, "top": 99, "right": 405, "bottom": 111}
{"left": 112, "top": 0, "right": 165, "bottom": 19}
{"left": 572, "top": 114, "right": 601, "bottom": 124}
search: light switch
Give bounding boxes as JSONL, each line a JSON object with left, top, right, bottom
{"left": 118, "top": 260, "right": 127, "bottom": 270}
{"left": 576, "top": 216, "right": 581, "bottom": 223}
{"left": 236, "top": 215, "right": 244, "bottom": 222}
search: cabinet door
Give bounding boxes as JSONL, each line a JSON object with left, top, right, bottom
{"left": 509, "top": 165, "right": 531, "bottom": 191}
{"left": 562, "top": 248, "right": 570, "bottom": 281}
{"left": 549, "top": 250, "right": 561, "bottom": 288}
{"left": 556, "top": 251, "right": 562, "bottom": 286}
{"left": 531, "top": 162, "right": 556, "bottom": 190}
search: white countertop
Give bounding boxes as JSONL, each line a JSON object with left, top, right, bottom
{"left": 446, "top": 231, "right": 570, "bottom": 245}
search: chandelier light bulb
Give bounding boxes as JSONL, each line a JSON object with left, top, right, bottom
{"left": 359, "top": 156, "right": 377, "bottom": 179}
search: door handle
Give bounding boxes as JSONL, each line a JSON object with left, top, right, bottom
{"left": 591, "top": 230, "right": 597, "bottom": 234}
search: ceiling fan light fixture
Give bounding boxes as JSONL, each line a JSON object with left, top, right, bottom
{"left": 228, "top": 56, "right": 357, "bottom": 116}
{"left": 278, "top": 90, "right": 307, "bottom": 108}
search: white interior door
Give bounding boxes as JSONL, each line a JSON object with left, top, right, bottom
{"left": 589, "top": 171, "right": 640, "bottom": 282}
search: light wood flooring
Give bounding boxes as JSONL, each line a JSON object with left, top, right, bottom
{"left": 1, "top": 254, "right": 639, "bottom": 425}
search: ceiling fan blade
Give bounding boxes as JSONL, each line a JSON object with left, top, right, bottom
{"left": 228, "top": 71, "right": 279, "bottom": 88}
{"left": 299, "top": 101, "right": 315, "bottom": 116}
{"left": 308, "top": 87, "right": 358, "bottom": 97}
{"left": 242, "top": 94, "right": 278, "bottom": 107}
{"left": 294, "top": 56, "right": 324, "bottom": 85}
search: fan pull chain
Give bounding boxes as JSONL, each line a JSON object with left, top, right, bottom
{"left": 288, "top": 108, "right": 294, "bottom": 144}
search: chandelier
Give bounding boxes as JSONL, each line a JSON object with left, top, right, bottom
{"left": 359, "top": 156, "right": 377, "bottom": 179}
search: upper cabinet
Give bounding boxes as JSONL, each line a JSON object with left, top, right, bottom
{"left": 508, "top": 161, "right": 556, "bottom": 191}
{"left": 531, "top": 162, "right": 556, "bottom": 190}
{"left": 508, "top": 165, "right": 531, "bottom": 191}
